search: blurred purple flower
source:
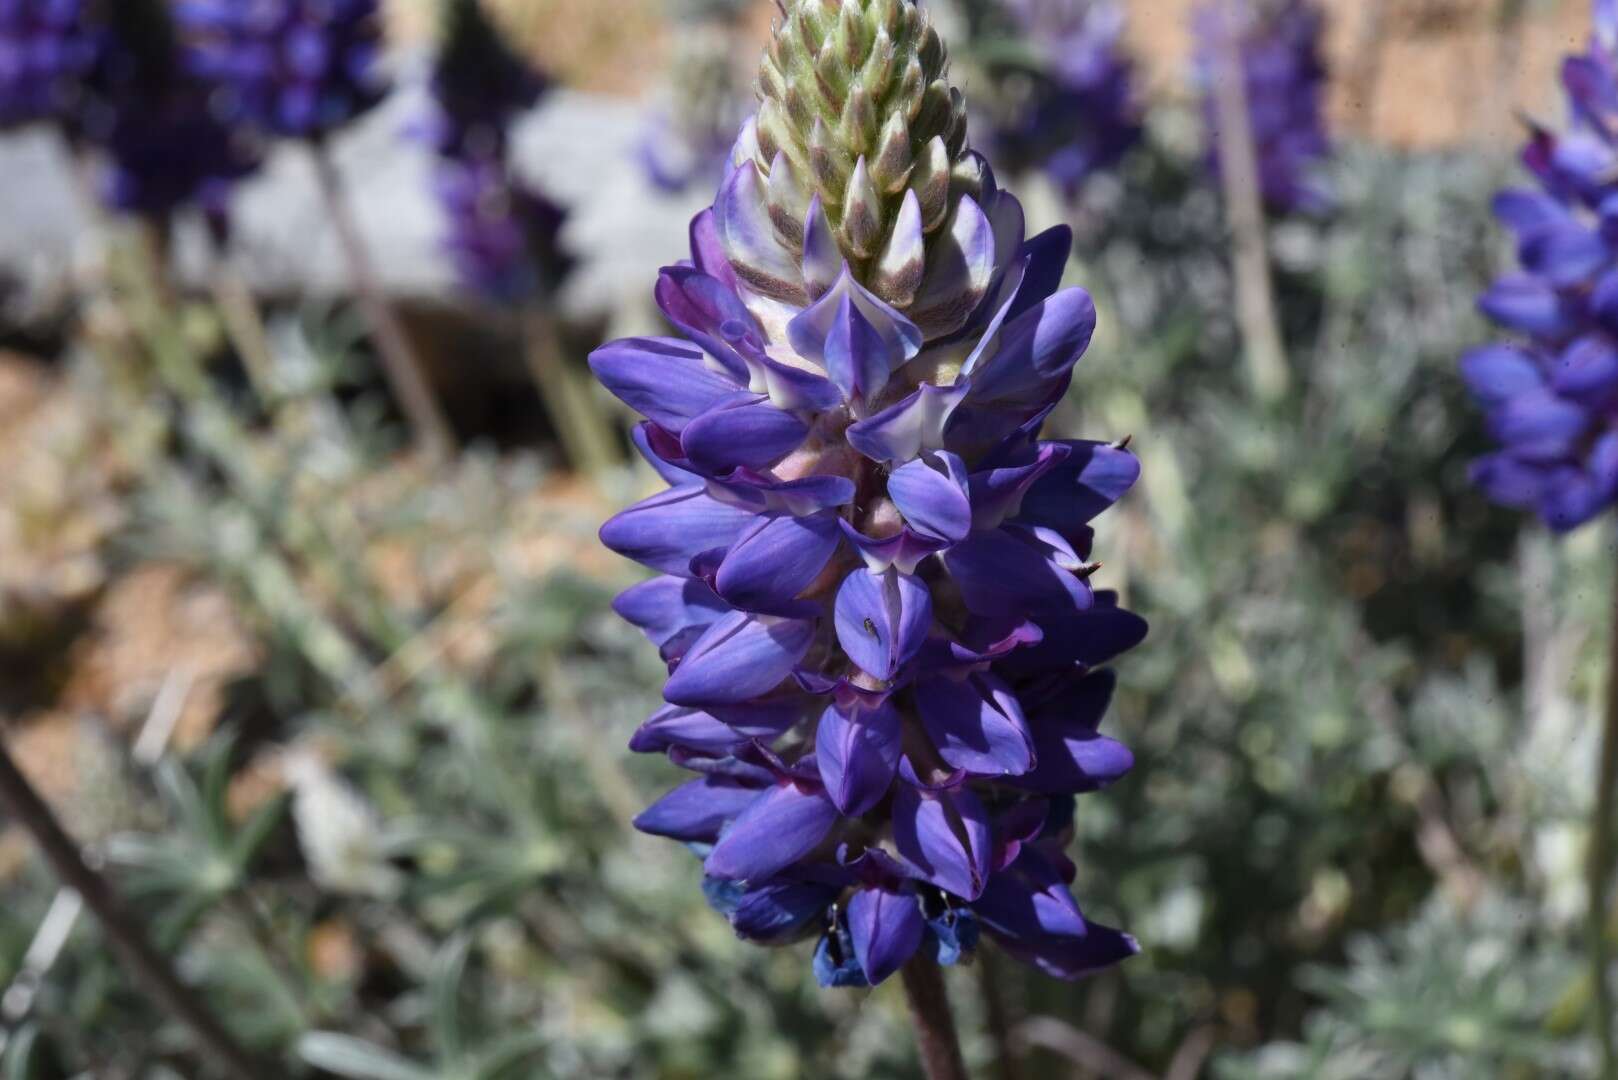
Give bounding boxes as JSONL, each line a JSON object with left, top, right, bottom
{"left": 434, "top": 155, "right": 569, "bottom": 302}
{"left": 0, "top": 0, "right": 99, "bottom": 132}
{"left": 81, "top": 0, "right": 259, "bottom": 222}
{"left": 990, "top": 0, "right": 1142, "bottom": 200}
{"left": 1194, "top": 0, "right": 1330, "bottom": 215}
{"left": 1462, "top": 0, "right": 1618, "bottom": 530}
{"left": 595, "top": 0, "right": 1145, "bottom": 988}
{"left": 426, "top": 0, "right": 545, "bottom": 159}
{"left": 424, "top": 0, "right": 564, "bottom": 303}
{"left": 175, "top": 0, "right": 387, "bottom": 140}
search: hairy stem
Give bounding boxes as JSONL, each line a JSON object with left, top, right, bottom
{"left": 0, "top": 743, "right": 271, "bottom": 1080}
{"left": 900, "top": 955, "right": 969, "bottom": 1080}
{"left": 1590, "top": 555, "right": 1618, "bottom": 1079}
{"left": 310, "top": 143, "right": 454, "bottom": 461}
{"left": 1210, "top": 0, "right": 1289, "bottom": 404}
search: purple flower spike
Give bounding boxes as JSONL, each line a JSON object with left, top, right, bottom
{"left": 600, "top": 0, "right": 1145, "bottom": 988}
{"left": 1194, "top": 0, "right": 1332, "bottom": 215}
{"left": 987, "top": 0, "right": 1143, "bottom": 201}
{"left": 1462, "top": 2, "right": 1618, "bottom": 531}
{"left": 176, "top": 0, "right": 387, "bottom": 140}
{"left": 0, "top": 0, "right": 98, "bottom": 132}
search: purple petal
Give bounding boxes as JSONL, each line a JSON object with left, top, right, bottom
{"left": 588, "top": 336, "right": 740, "bottom": 431}
{"left": 973, "top": 845, "right": 1089, "bottom": 940}
{"left": 1016, "top": 441, "right": 1141, "bottom": 532}
{"left": 816, "top": 699, "right": 903, "bottom": 816}
{"left": 802, "top": 196, "right": 842, "bottom": 299}
{"left": 848, "top": 885, "right": 927, "bottom": 985}
{"left": 969, "top": 443, "right": 1070, "bottom": 530}
{"left": 888, "top": 452, "right": 973, "bottom": 542}
{"left": 654, "top": 266, "right": 763, "bottom": 380}
{"left": 715, "top": 511, "right": 842, "bottom": 613}
{"left": 612, "top": 575, "right": 728, "bottom": 652}
{"left": 1478, "top": 274, "right": 1576, "bottom": 339}
{"left": 999, "top": 602, "right": 1149, "bottom": 676}
{"left": 915, "top": 673, "right": 1035, "bottom": 777}
{"left": 689, "top": 207, "right": 738, "bottom": 292}
{"left": 1460, "top": 344, "right": 1544, "bottom": 408}
{"left": 909, "top": 194, "right": 997, "bottom": 338}
{"left": 629, "top": 703, "right": 799, "bottom": 754}
{"left": 600, "top": 486, "right": 759, "bottom": 575}
{"left": 681, "top": 396, "right": 809, "bottom": 472}
{"left": 709, "top": 471, "right": 856, "bottom": 516}
{"left": 787, "top": 267, "right": 923, "bottom": 402}
{"left": 1487, "top": 390, "right": 1590, "bottom": 461}
{"left": 726, "top": 879, "right": 840, "bottom": 942}
{"left": 634, "top": 776, "right": 763, "bottom": 842}
{"left": 994, "top": 922, "right": 1139, "bottom": 980}
{"left": 1491, "top": 189, "right": 1568, "bottom": 236}
{"left": 717, "top": 161, "right": 804, "bottom": 302}
{"left": 834, "top": 568, "right": 933, "bottom": 681}
{"left": 846, "top": 381, "right": 970, "bottom": 463}
{"left": 705, "top": 781, "right": 839, "bottom": 881}
{"left": 1470, "top": 453, "right": 1550, "bottom": 511}
{"left": 943, "top": 529, "right": 1093, "bottom": 617}
{"left": 892, "top": 782, "right": 993, "bottom": 900}
{"left": 964, "top": 286, "right": 1097, "bottom": 406}
{"left": 837, "top": 520, "right": 949, "bottom": 575}
{"left": 1015, "top": 672, "right": 1134, "bottom": 793}
{"left": 1519, "top": 222, "right": 1608, "bottom": 287}
{"left": 664, "top": 610, "right": 816, "bottom": 706}
{"left": 631, "top": 423, "right": 702, "bottom": 486}
{"left": 1551, "top": 336, "right": 1618, "bottom": 403}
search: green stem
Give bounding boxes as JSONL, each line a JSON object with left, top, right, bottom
{"left": 521, "top": 309, "right": 620, "bottom": 479}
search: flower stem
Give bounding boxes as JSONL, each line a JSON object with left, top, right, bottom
{"left": 900, "top": 955, "right": 970, "bottom": 1080}
{"left": 310, "top": 143, "right": 454, "bottom": 462}
{"left": 1210, "top": 0, "right": 1289, "bottom": 404}
{"left": 521, "top": 309, "right": 621, "bottom": 480}
{"left": 1590, "top": 553, "right": 1618, "bottom": 1079}
{"left": 0, "top": 742, "right": 271, "bottom": 1080}
{"left": 976, "top": 949, "right": 1021, "bottom": 1080}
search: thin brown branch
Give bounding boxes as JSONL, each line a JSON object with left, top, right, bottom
{"left": 1015, "top": 1016, "right": 1158, "bottom": 1080}
{"left": 310, "top": 143, "right": 454, "bottom": 462}
{"left": 0, "top": 741, "right": 272, "bottom": 1080}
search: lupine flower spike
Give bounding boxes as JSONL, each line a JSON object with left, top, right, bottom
{"left": 1195, "top": 0, "right": 1330, "bottom": 215}
{"left": 1462, "top": 6, "right": 1618, "bottom": 1073}
{"left": 428, "top": 0, "right": 567, "bottom": 303}
{"left": 593, "top": 0, "right": 1146, "bottom": 1041}
{"left": 0, "top": 0, "right": 99, "bottom": 133}
{"left": 1463, "top": 0, "right": 1618, "bottom": 530}
{"left": 989, "top": 0, "right": 1142, "bottom": 202}
{"left": 179, "top": 0, "right": 454, "bottom": 459}
{"left": 83, "top": 0, "right": 259, "bottom": 228}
